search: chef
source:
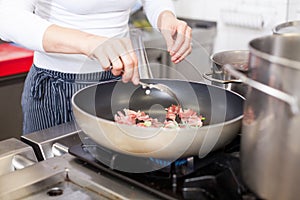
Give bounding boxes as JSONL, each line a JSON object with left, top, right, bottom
{"left": 0, "top": 0, "right": 192, "bottom": 134}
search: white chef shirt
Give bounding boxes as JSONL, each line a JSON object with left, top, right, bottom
{"left": 0, "top": 0, "right": 175, "bottom": 73}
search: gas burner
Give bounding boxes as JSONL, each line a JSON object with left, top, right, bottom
{"left": 182, "top": 154, "right": 250, "bottom": 200}
{"left": 69, "top": 135, "right": 260, "bottom": 200}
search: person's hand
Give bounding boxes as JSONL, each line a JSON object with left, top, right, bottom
{"left": 158, "top": 11, "right": 192, "bottom": 64}
{"left": 42, "top": 25, "right": 139, "bottom": 84}
{"left": 90, "top": 37, "right": 139, "bottom": 85}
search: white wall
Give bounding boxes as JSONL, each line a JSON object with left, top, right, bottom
{"left": 172, "top": 0, "right": 300, "bottom": 52}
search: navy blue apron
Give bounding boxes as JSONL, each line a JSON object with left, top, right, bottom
{"left": 21, "top": 65, "right": 120, "bottom": 134}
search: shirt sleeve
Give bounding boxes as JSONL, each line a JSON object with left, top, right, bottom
{"left": 0, "top": 0, "right": 53, "bottom": 52}
{"left": 141, "top": 0, "right": 176, "bottom": 29}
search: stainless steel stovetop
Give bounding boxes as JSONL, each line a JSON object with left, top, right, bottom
{"left": 0, "top": 153, "right": 159, "bottom": 200}
{"left": 0, "top": 122, "right": 259, "bottom": 200}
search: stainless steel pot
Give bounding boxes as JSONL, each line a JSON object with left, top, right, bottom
{"left": 225, "top": 34, "right": 300, "bottom": 200}
{"left": 203, "top": 50, "right": 250, "bottom": 96}
{"left": 273, "top": 20, "right": 300, "bottom": 35}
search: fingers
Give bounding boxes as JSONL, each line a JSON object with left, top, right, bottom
{"left": 93, "top": 48, "right": 111, "bottom": 71}
{"left": 171, "top": 25, "right": 192, "bottom": 63}
{"left": 127, "top": 45, "right": 139, "bottom": 85}
{"left": 169, "top": 21, "right": 188, "bottom": 55}
{"left": 173, "top": 44, "right": 192, "bottom": 64}
{"left": 119, "top": 51, "right": 135, "bottom": 83}
{"left": 161, "top": 29, "right": 176, "bottom": 52}
{"left": 92, "top": 38, "right": 139, "bottom": 84}
{"left": 121, "top": 38, "right": 139, "bottom": 84}
{"left": 161, "top": 18, "right": 192, "bottom": 64}
{"left": 171, "top": 22, "right": 192, "bottom": 63}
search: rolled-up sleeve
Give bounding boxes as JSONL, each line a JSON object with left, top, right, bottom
{"left": 141, "top": 0, "right": 176, "bottom": 28}
{"left": 0, "top": 0, "right": 52, "bottom": 52}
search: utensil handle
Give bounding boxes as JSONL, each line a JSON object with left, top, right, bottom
{"left": 224, "top": 64, "right": 299, "bottom": 115}
{"left": 202, "top": 71, "right": 243, "bottom": 84}
{"left": 130, "top": 29, "right": 153, "bottom": 79}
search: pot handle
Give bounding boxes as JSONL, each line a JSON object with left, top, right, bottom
{"left": 224, "top": 64, "right": 299, "bottom": 115}
{"left": 202, "top": 71, "right": 243, "bottom": 84}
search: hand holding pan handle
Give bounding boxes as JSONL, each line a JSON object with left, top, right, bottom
{"left": 224, "top": 64, "right": 299, "bottom": 115}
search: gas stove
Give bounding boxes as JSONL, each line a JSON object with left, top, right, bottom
{"left": 15, "top": 122, "right": 260, "bottom": 200}
{"left": 68, "top": 135, "right": 259, "bottom": 200}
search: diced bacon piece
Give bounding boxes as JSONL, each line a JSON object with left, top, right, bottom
{"left": 114, "top": 105, "right": 204, "bottom": 128}
{"left": 166, "top": 113, "right": 177, "bottom": 121}
{"left": 164, "top": 120, "right": 178, "bottom": 128}
{"left": 179, "top": 109, "right": 197, "bottom": 118}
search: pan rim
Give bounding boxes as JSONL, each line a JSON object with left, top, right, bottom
{"left": 71, "top": 79, "right": 244, "bottom": 131}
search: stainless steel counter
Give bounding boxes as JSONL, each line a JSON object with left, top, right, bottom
{"left": 0, "top": 153, "right": 160, "bottom": 200}
{"left": 21, "top": 121, "right": 81, "bottom": 161}
{"left": 0, "top": 138, "right": 37, "bottom": 176}
{"left": 0, "top": 125, "right": 159, "bottom": 199}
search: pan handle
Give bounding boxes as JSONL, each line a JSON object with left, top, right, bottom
{"left": 202, "top": 71, "right": 243, "bottom": 84}
{"left": 224, "top": 64, "right": 299, "bottom": 115}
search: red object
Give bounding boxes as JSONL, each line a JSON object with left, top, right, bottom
{"left": 0, "top": 43, "right": 33, "bottom": 77}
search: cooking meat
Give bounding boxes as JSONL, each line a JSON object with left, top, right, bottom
{"left": 114, "top": 105, "right": 205, "bottom": 128}
{"left": 114, "top": 109, "right": 163, "bottom": 127}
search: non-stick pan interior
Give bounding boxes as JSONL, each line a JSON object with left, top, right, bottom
{"left": 73, "top": 79, "right": 244, "bottom": 126}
